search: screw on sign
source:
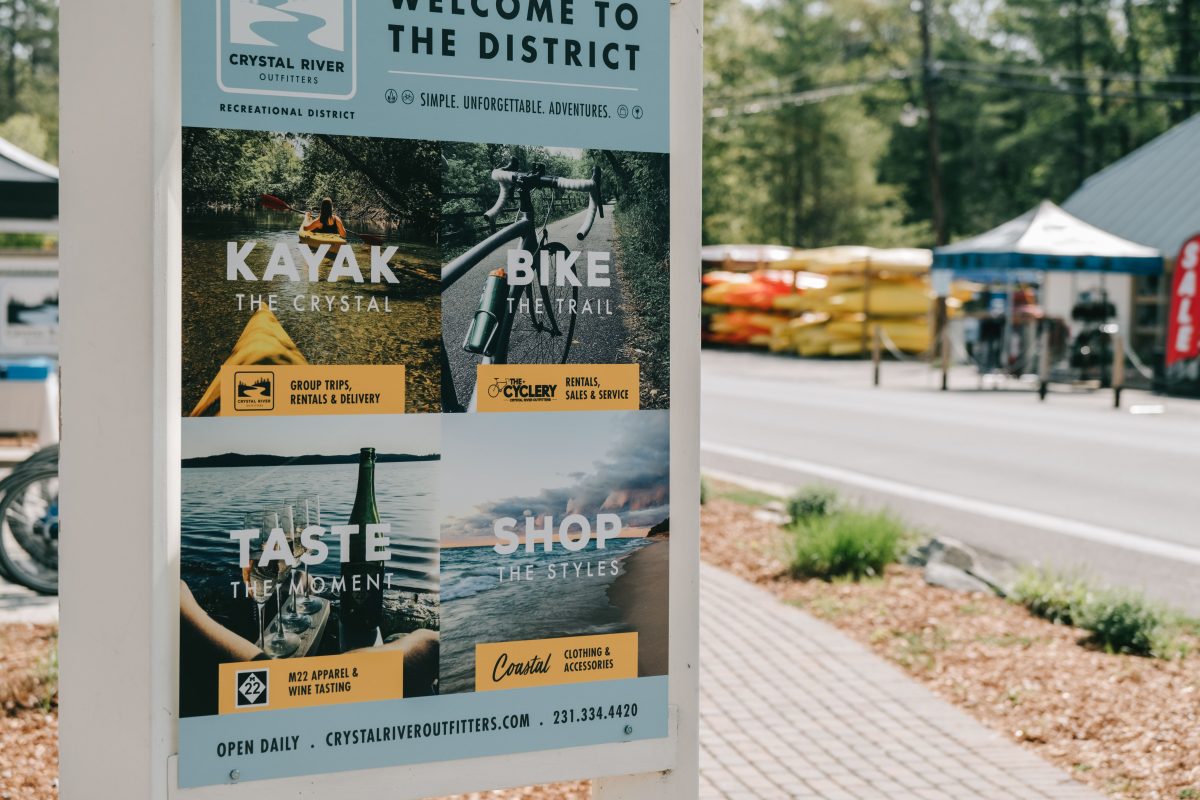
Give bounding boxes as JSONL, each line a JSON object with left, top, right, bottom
{"left": 1168, "top": 233, "right": 1200, "bottom": 367}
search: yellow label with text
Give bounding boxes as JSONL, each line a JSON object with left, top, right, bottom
{"left": 475, "top": 365, "right": 639, "bottom": 412}
{"left": 218, "top": 650, "right": 404, "bottom": 714}
{"left": 474, "top": 632, "right": 638, "bottom": 692}
{"left": 219, "top": 365, "right": 405, "bottom": 416}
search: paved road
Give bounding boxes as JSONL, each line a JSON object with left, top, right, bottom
{"left": 441, "top": 204, "right": 628, "bottom": 408}
{"left": 701, "top": 350, "right": 1200, "bottom": 614}
{"left": 699, "top": 564, "right": 1101, "bottom": 800}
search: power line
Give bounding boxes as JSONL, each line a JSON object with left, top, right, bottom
{"left": 936, "top": 58, "right": 1200, "bottom": 86}
{"left": 939, "top": 71, "right": 1199, "bottom": 102}
{"left": 706, "top": 71, "right": 910, "bottom": 118}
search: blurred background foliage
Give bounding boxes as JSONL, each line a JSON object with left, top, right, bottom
{"left": 704, "top": 0, "right": 1200, "bottom": 247}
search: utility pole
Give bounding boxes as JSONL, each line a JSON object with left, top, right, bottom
{"left": 1179, "top": 0, "right": 1196, "bottom": 120}
{"left": 919, "top": 0, "right": 947, "bottom": 246}
{"left": 1072, "top": 0, "right": 1089, "bottom": 188}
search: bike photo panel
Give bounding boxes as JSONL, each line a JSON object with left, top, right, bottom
{"left": 440, "top": 143, "right": 671, "bottom": 414}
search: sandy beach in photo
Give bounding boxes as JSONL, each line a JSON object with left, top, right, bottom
{"left": 608, "top": 537, "right": 669, "bottom": 677}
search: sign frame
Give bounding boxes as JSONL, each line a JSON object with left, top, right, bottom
{"left": 59, "top": 0, "right": 701, "bottom": 797}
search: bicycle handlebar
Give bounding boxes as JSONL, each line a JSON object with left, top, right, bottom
{"left": 482, "top": 161, "right": 604, "bottom": 241}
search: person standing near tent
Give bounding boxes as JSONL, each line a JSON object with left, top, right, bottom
{"left": 302, "top": 197, "right": 347, "bottom": 238}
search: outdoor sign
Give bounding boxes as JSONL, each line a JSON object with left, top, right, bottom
{"left": 178, "top": 0, "right": 671, "bottom": 788}
{"left": 1167, "top": 234, "right": 1200, "bottom": 370}
{"left": 0, "top": 277, "right": 59, "bottom": 355}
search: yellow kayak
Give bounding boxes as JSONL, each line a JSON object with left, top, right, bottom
{"left": 298, "top": 222, "right": 346, "bottom": 253}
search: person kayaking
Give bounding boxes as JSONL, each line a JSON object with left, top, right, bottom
{"left": 302, "top": 196, "right": 347, "bottom": 239}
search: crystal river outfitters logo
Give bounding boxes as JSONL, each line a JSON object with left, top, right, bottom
{"left": 234, "top": 371, "right": 275, "bottom": 411}
{"left": 218, "top": 0, "right": 357, "bottom": 100}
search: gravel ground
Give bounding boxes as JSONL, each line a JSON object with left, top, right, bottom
{"left": 701, "top": 493, "right": 1200, "bottom": 800}
{"left": 0, "top": 623, "right": 57, "bottom": 800}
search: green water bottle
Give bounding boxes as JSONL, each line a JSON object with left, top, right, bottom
{"left": 340, "top": 447, "right": 384, "bottom": 649}
{"left": 463, "top": 268, "right": 508, "bottom": 355}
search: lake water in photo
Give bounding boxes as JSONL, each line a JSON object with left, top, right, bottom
{"left": 182, "top": 459, "right": 439, "bottom": 646}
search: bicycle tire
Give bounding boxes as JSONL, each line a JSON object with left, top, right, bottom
{"left": 0, "top": 445, "right": 58, "bottom": 584}
{"left": 0, "top": 465, "right": 59, "bottom": 595}
{"left": 506, "top": 241, "right": 578, "bottom": 365}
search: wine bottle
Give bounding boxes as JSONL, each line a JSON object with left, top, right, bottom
{"left": 340, "top": 447, "right": 384, "bottom": 648}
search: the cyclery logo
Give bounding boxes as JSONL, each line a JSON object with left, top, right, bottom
{"left": 218, "top": 0, "right": 358, "bottom": 100}
{"left": 486, "top": 376, "right": 557, "bottom": 402}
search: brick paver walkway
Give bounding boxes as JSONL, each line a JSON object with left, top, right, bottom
{"left": 698, "top": 564, "right": 1104, "bottom": 799}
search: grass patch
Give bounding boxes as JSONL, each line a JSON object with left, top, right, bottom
{"left": 0, "top": 625, "right": 58, "bottom": 712}
{"left": 702, "top": 477, "right": 779, "bottom": 508}
{"left": 785, "top": 508, "right": 907, "bottom": 581}
{"left": 787, "top": 486, "right": 839, "bottom": 522}
{"left": 1011, "top": 567, "right": 1191, "bottom": 659}
{"left": 1011, "top": 568, "right": 1091, "bottom": 626}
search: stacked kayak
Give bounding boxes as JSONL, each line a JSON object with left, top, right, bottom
{"left": 702, "top": 245, "right": 980, "bottom": 357}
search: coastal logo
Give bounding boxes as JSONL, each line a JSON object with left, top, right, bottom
{"left": 234, "top": 371, "right": 275, "bottom": 411}
{"left": 217, "top": 0, "right": 358, "bottom": 100}
{"left": 235, "top": 669, "right": 270, "bottom": 708}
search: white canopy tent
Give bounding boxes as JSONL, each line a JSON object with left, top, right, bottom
{"left": 934, "top": 200, "right": 1162, "bottom": 280}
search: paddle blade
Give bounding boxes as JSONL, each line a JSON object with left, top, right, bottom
{"left": 259, "top": 194, "right": 293, "bottom": 212}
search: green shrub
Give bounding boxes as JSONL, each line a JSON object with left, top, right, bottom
{"left": 1012, "top": 568, "right": 1185, "bottom": 658}
{"left": 787, "top": 486, "right": 839, "bottom": 523}
{"left": 1010, "top": 568, "right": 1092, "bottom": 626}
{"left": 700, "top": 477, "right": 709, "bottom": 506}
{"left": 1079, "top": 589, "right": 1177, "bottom": 658}
{"left": 786, "top": 509, "right": 905, "bottom": 581}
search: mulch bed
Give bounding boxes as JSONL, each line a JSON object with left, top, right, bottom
{"left": 0, "top": 623, "right": 57, "bottom": 800}
{"left": 701, "top": 494, "right": 1200, "bottom": 800}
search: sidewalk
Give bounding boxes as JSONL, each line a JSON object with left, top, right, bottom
{"left": 698, "top": 563, "right": 1103, "bottom": 800}
{"left": 0, "top": 579, "right": 56, "bottom": 624}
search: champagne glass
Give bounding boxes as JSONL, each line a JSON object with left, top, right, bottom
{"left": 241, "top": 513, "right": 272, "bottom": 656}
{"left": 253, "top": 510, "right": 300, "bottom": 658}
{"left": 277, "top": 504, "right": 312, "bottom": 633}
{"left": 293, "top": 494, "right": 326, "bottom": 615}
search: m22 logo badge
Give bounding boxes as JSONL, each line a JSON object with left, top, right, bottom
{"left": 217, "top": 0, "right": 357, "bottom": 100}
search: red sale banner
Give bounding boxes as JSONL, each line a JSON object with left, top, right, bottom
{"left": 1168, "top": 234, "right": 1200, "bottom": 366}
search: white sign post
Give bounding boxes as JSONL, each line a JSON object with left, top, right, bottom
{"left": 59, "top": 0, "right": 700, "bottom": 797}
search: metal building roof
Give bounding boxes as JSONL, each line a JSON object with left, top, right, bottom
{"left": 1063, "top": 113, "right": 1200, "bottom": 259}
{"left": 0, "top": 136, "right": 57, "bottom": 223}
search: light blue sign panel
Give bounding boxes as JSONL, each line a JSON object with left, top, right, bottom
{"left": 179, "top": 676, "right": 668, "bottom": 787}
{"left": 183, "top": 0, "right": 669, "bottom": 153}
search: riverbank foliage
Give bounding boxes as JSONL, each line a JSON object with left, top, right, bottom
{"left": 182, "top": 129, "right": 441, "bottom": 241}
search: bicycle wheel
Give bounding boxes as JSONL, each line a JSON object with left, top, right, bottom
{"left": 0, "top": 466, "right": 59, "bottom": 595}
{"left": 505, "top": 242, "right": 578, "bottom": 365}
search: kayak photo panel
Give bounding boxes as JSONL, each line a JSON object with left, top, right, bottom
{"left": 439, "top": 143, "right": 671, "bottom": 413}
{"left": 181, "top": 128, "right": 444, "bottom": 415}
{"left": 438, "top": 410, "right": 670, "bottom": 695}
{"left": 178, "top": 414, "right": 441, "bottom": 719}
